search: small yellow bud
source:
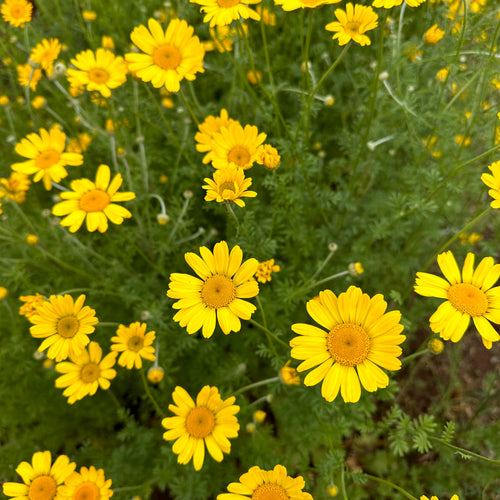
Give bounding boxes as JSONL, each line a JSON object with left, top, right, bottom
{"left": 428, "top": 338, "right": 444, "bottom": 354}
{"left": 246, "top": 422, "right": 256, "bottom": 434}
{"left": 253, "top": 410, "right": 266, "bottom": 424}
{"left": 279, "top": 361, "right": 300, "bottom": 386}
{"left": 348, "top": 262, "right": 364, "bottom": 276}
{"left": 327, "top": 484, "right": 339, "bottom": 497}
{"left": 247, "top": 69, "right": 262, "bottom": 85}
{"left": 26, "top": 234, "right": 39, "bottom": 245}
{"left": 0, "top": 95, "right": 10, "bottom": 106}
{"left": 324, "top": 95, "right": 335, "bottom": 106}
{"left": 82, "top": 10, "right": 97, "bottom": 21}
{"left": 101, "top": 36, "right": 115, "bottom": 50}
{"left": 147, "top": 366, "right": 165, "bottom": 383}
{"left": 159, "top": 174, "right": 168, "bottom": 184}
{"left": 31, "top": 96, "right": 46, "bottom": 109}
{"left": 157, "top": 213, "right": 170, "bottom": 225}
{"left": 0, "top": 287, "right": 8, "bottom": 300}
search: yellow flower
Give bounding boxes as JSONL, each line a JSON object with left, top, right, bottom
{"left": 253, "top": 409, "right": 266, "bottom": 423}
{"left": 126, "top": 18, "right": 205, "bottom": 93}
{"left": 326, "top": 3, "right": 378, "bottom": 47}
{"left": 0, "top": 95, "right": 9, "bottom": 105}
{"left": 428, "top": 338, "right": 444, "bottom": 354}
{"left": 290, "top": 286, "right": 405, "bottom": 403}
{"left": 31, "top": 96, "right": 46, "bottom": 109}
{"left": 30, "top": 38, "right": 61, "bottom": 75}
{"left": 203, "top": 25, "right": 235, "bottom": 52}
{"left": 82, "top": 10, "right": 97, "bottom": 21}
{"left": 110, "top": 321, "right": 156, "bottom": 369}
{"left": 19, "top": 292, "right": 47, "bottom": 318}
{"left": 217, "top": 464, "right": 313, "bottom": 500}
{"left": 17, "top": 63, "right": 42, "bottom": 90}
{"left": 421, "top": 496, "right": 459, "bottom": 500}
{"left": 481, "top": 161, "right": 500, "bottom": 208}
{"left": 0, "top": 171, "right": 31, "bottom": 203}
{"left": 435, "top": 66, "right": 449, "bottom": 82}
{"left": 257, "top": 144, "right": 280, "bottom": 170}
{"left": 1, "top": 0, "right": 32, "bottom": 27}
{"left": 0, "top": 286, "right": 7, "bottom": 300}
{"left": 162, "top": 385, "right": 240, "bottom": 470}
{"left": 255, "top": 259, "right": 280, "bottom": 283}
{"left": 67, "top": 132, "right": 92, "bottom": 154}
{"left": 58, "top": 466, "right": 112, "bottom": 500}
{"left": 202, "top": 167, "right": 257, "bottom": 207}
{"left": 423, "top": 24, "right": 445, "bottom": 45}
{"left": 55, "top": 341, "right": 117, "bottom": 404}
{"left": 255, "top": 5, "right": 276, "bottom": 25}
{"left": 280, "top": 360, "right": 300, "bottom": 385}
{"left": 52, "top": 164, "right": 136, "bottom": 233}
{"left": 2, "top": 451, "right": 76, "bottom": 500}
{"left": 327, "top": 484, "right": 339, "bottom": 496}
{"left": 26, "top": 234, "right": 39, "bottom": 245}
{"left": 147, "top": 365, "right": 165, "bottom": 383}
{"left": 455, "top": 134, "right": 470, "bottom": 147}
{"left": 415, "top": 251, "right": 500, "bottom": 349}
{"left": 190, "top": 0, "right": 261, "bottom": 27}
{"left": 246, "top": 69, "right": 262, "bottom": 85}
{"left": 167, "top": 241, "right": 259, "bottom": 338}
{"left": 276, "top": 0, "right": 341, "bottom": 10}
{"left": 101, "top": 35, "right": 115, "bottom": 50}
{"left": 372, "top": 0, "right": 425, "bottom": 7}
{"left": 348, "top": 262, "right": 364, "bottom": 276}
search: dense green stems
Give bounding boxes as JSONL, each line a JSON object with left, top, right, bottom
{"left": 233, "top": 377, "right": 280, "bottom": 397}
{"left": 363, "top": 474, "right": 418, "bottom": 500}
{"left": 430, "top": 437, "right": 500, "bottom": 466}
{"left": 140, "top": 368, "right": 165, "bottom": 417}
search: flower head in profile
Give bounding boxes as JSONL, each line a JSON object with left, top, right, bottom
{"left": 190, "top": 0, "right": 261, "bottom": 27}
{"left": 55, "top": 342, "right": 117, "bottom": 404}
{"left": 423, "top": 24, "right": 445, "bottom": 45}
{"left": 30, "top": 38, "right": 61, "bottom": 75}
{"left": 280, "top": 360, "right": 300, "bottom": 385}
{"left": 1, "top": 0, "right": 33, "bottom": 27}
{"left": 326, "top": 3, "right": 378, "bottom": 46}
{"left": 420, "top": 496, "right": 459, "bottom": 500}
{"left": 203, "top": 167, "right": 257, "bottom": 207}
{"left": 257, "top": 144, "right": 280, "bottom": 170}
{"left": 290, "top": 286, "right": 405, "bottom": 403}
{"left": 2, "top": 451, "right": 76, "bottom": 500}
{"left": 415, "top": 251, "right": 500, "bottom": 349}
{"left": 52, "top": 164, "right": 136, "bottom": 233}
{"left": 372, "top": 0, "right": 425, "bottom": 7}
{"left": 167, "top": 241, "right": 259, "bottom": 338}
{"left": 19, "top": 292, "right": 47, "bottom": 318}
{"left": 481, "top": 161, "right": 500, "bottom": 208}
{"left": 0, "top": 171, "right": 30, "bottom": 203}
{"left": 275, "top": 0, "right": 341, "bottom": 11}
{"left": 11, "top": 125, "right": 83, "bottom": 190}
{"left": 217, "top": 464, "right": 313, "bottom": 500}
{"left": 162, "top": 385, "right": 240, "bottom": 471}
{"left": 126, "top": 18, "right": 205, "bottom": 93}
{"left": 17, "top": 63, "right": 42, "bottom": 91}
{"left": 111, "top": 321, "right": 156, "bottom": 369}
{"left": 58, "top": 466, "right": 113, "bottom": 500}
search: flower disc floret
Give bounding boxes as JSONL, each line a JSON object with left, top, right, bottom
{"left": 190, "top": 0, "right": 261, "bottom": 27}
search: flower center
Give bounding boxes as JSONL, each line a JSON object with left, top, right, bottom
{"left": 201, "top": 275, "right": 236, "bottom": 308}
{"left": 185, "top": 406, "right": 215, "bottom": 438}
{"left": 79, "top": 189, "right": 110, "bottom": 212}
{"left": 301, "top": 0, "right": 321, "bottom": 5}
{"left": 11, "top": 6, "right": 25, "bottom": 18}
{"left": 127, "top": 335, "right": 144, "bottom": 352}
{"left": 28, "top": 476, "right": 57, "bottom": 500}
{"left": 227, "top": 146, "right": 251, "bottom": 168}
{"left": 57, "top": 316, "right": 80, "bottom": 338}
{"left": 152, "top": 44, "right": 182, "bottom": 70}
{"left": 74, "top": 482, "right": 100, "bottom": 500}
{"left": 327, "top": 323, "right": 371, "bottom": 367}
{"left": 217, "top": 0, "right": 240, "bottom": 7}
{"left": 345, "top": 22, "right": 361, "bottom": 36}
{"left": 80, "top": 363, "right": 101, "bottom": 383}
{"left": 219, "top": 181, "right": 236, "bottom": 194}
{"left": 35, "top": 149, "right": 60, "bottom": 170}
{"left": 447, "top": 283, "right": 488, "bottom": 317}
{"left": 251, "top": 484, "right": 289, "bottom": 500}
{"left": 88, "top": 67, "right": 110, "bottom": 84}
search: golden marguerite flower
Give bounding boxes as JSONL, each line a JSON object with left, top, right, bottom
{"left": 373, "top": 0, "right": 425, "bottom": 7}
{"left": 52, "top": 164, "right": 136, "bottom": 233}
{"left": 421, "top": 496, "right": 459, "bottom": 500}
{"left": 481, "top": 161, "right": 500, "bottom": 209}
{"left": 11, "top": 125, "right": 83, "bottom": 190}
{"left": 0, "top": 171, "right": 31, "bottom": 203}
{"left": 19, "top": 292, "right": 47, "bottom": 318}
{"left": 110, "top": 321, "right": 156, "bottom": 369}
{"left": 1, "top": 0, "right": 32, "bottom": 27}
{"left": 67, "top": 48, "right": 127, "bottom": 98}
{"left": 280, "top": 360, "right": 300, "bottom": 385}
{"left": 29, "top": 294, "right": 98, "bottom": 362}
{"left": 415, "top": 251, "right": 500, "bottom": 349}
{"left": 190, "top": 0, "right": 261, "bottom": 27}
{"left": 125, "top": 18, "right": 205, "bottom": 93}
{"left": 423, "top": 24, "right": 445, "bottom": 45}
{"left": 217, "top": 464, "right": 313, "bottom": 500}
{"left": 55, "top": 342, "right": 117, "bottom": 404}
{"left": 58, "top": 466, "right": 113, "bottom": 500}
{"left": 167, "top": 240, "right": 259, "bottom": 337}
{"left": 255, "top": 258, "right": 280, "bottom": 283}
{"left": 2, "top": 451, "right": 76, "bottom": 500}
{"left": 257, "top": 144, "right": 280, "bottom": 170}
{"left": 202, "top": 167, "right": 257, "bottom": 207}
{"left": 275, "top": 0, "right": 341, "bottom": 11}
{"left": 162, "top": 385, "right": 240, "bottom": 471}
{"left": 210, "top": 122, "right": 267, "bottom": 170}
{"left": 17, "top": 63, "right": 42, "bottom": 90}
{"left": 325, "top": 3, "right": 378, "bottom": 47}
{"left": 30, "top": 38, "right": 61, "bottom": 75}
{"left": 290, "top": 286, "right": 405, "bottom": 403}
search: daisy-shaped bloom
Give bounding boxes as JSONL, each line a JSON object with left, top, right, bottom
{"left": 11, "top": 125, "right": 83, "bottom": 191}
{"left": 325, "top": 3, "right": 378, "bottom": 47}
{"left": 423, "top": 24, "right": 445, "bottom": 45}
{"left": 290, "top": 286, "right": 406, "bottom": 403}
{"left": 17, "top": 63, "right": 42, "bottom": 90}
{"left": 421, "top": 496, "right": 459, "bottom": 500}
{"left": 481, "top": 161, "right": 500, "bottom": 208}
{"left": 58, "top": 466, "right": 113, "bottom": 500}
{"left": 29, "top": 294, "right": 98, "bottom": 362}
{"left": 19, "top": 292, "right": 47, "bottom": 318}
{"left": 162, "top": 385, "right": 240, "bottom": 471}
{"left": 217, "top": 464, "right": 313, "bottom": 500}
{"left": 372, "top": 0, "right": 425, "bottom": 7}
{"left": 52, "top": 164, "right": 136, "bottom": 233}
{"left": 55, "top": 342, "right": 117, "bottom": 404}
{"left": 1, "top": 0, "right": 32, "bottom": 27}
{"left": 415, "top": 251, "right": 500, "bottom": 349}
{"left": 125, "top": 18, "right": 205, "bottom": 93}
{"left": 2, "top": 451, "right": 76, "bottom": 500}
{"left": 67, "top": 48, "right": 127, "bottom": 98}
{"left": 30, "top": 38, "right": 61, "bottom": 75}
{"left": 110, "top": 321, "right": 156, "bottom": 369}
{"left": 0, "top": 171, "right": 31, "bottom": 203}
{"left": 275, "top": 0, "right": 341, "bottom": 12}
{"left": 203, "top": 167, "right": 257, "bottom": 207}
{"left": 210, "top": 122, "right": 267, "bottom": 170}
{"left": 190, "top": 0, "right": 261, "bottom": 27}
{"left": 167, "top": 241, "right": 259, "bottom": 337}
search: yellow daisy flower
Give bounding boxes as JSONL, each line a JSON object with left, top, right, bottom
{"left": 1, "top": 0, "right": 32, "bottom": 27}
{"left": 110, "top": 321, "right": 156, "bottom": 369}
{"left": 290, "top": 286, "right": 406, "bottom": 403}
{"left": 11, "top": 125, "right": 83, "bottom": 191}
{"left": 423, "top": 24, "right": 445, "bottom": 45}
{"left": 167, "top": 240, "right": 259, "bottom": 338}
{"left": 190, "top": 0, "right": 261, "bottom": 27}
{"left": 30, "top": 38, "right": 61, "bottom": 75}
{"left": 421, "top": 496, "right": 459, "bottom": 500}
{"left": 52, "top": 164, "right": 136, "bottom": 233}
{"left": 217, "top": 464, "right": 313, "bottom": 500}
{"left": 0, "top": 171, "right": 31, "bottom": 203}
{"left": 67, "top": 48, "right": 128, "bottom": 98}
{"left": 415, "top": 251, "right": 500, "bottom": 349}
{"left": 125, "top": 18, "right": 205, "bottom": 93}
{"left": 275, "top": 0, "right": 341, "bottom": 11}
{"left": 279, "top": 360, "right": 300, "bottom": 385}
{"left": 2, "top": 451, "right": 76, "bottom": 500}
{"left": 162, "top": 385, "right": 240, "bottom": 471}
{"left": 372, "top": 0, "right": 425, "bottom": 7}
{"left": 325, "top": 3, "right": 378, "bottom": 47}
{"left": 257, "top": 144, "right": 280, "bottom": 170}
{"left": 202, "top": 167, "right": 257, "bottom": 207}
{"left": 481, "top": 161, "right": 500, "bottom": 208}
{"left": 17, "top": 63, "right": 42, "bottom": 90}
{"left": 55, "top": 342, "right": 117, "bottom": 404}
{"left": 19, "top": 292, "right": 47, "bottom": 318}
{"left": 58, "top": 466, "right": 113, "bottom": 500}
{"left": 29, "top": 294, "right": 98, "bottom": 362}
{"left": 210, "top": 122, "right": 267, "bottom": 170}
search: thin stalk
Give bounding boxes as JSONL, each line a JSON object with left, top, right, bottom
{"left": 256, "top": 295, "right": 268, "bottom": 330}
{"left": 179, "top": 88, "right": 200, "bottom": 126}
{"left": 140, "top": 368, "right": 165, "bottom": 417}
{"left": 303, "top": 9, "right": 314, "bottom": 92}
{"left": 363, "top": 474, "right": 418, "bottom": 500}
{"left": 290, "top": 270, "right": 350, "bottom": 299}
{"left": 133, "top": 80, "right": 150, "bottom": 191}
{"left": 226, "top": 203, "right": 240, "bottom": 238}
{"left": 340, "top": 467, "right": 349, "bottom": 500}
{"left": 233, "top": 377, "right": 280, "bottom": 397}
{"left": 401, "top": 349, "right": 429, "bottom": 365}
{"left": 249, "top": 318, "right": 290, "bottom": 350}
{"left": 167, "top": 195, "right": 191, "bottom": 244}
{"left": 430, "top": 437, "right": 500, "bottom": 466}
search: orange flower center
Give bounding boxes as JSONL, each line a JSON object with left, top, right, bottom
{"left": 251, "top": 483, "right": 289, "bottom": 500}
{"left": 127, "top": 335, "right": 144, "bottom": 352}
{"left": 227, "top": 146, "right": 251, "bottom": 168}
{"left": 219, "top": 181, "right": 236, "bottom": 194}
{"left": 201, "top": 275, "right": 236, "bottom": 308}
{"left": 300, "top": 0, "right": 322, "bottom": 6}
{"left": 153, "top": 44, "right": 182, "bottom": 70}
{"left": 217, "top": 0, "right": 240, "bottom": 7}
{"left": 79, "top": 189, "right": 110, "bottom": 212}
{"left": 74, "top": 482, "right": 100, "bottom": 500}
{"left": 186, "top": 406, "right": 215, "bottom": 438}
{"left": 10, "top": 5, "right": 26, "bottom": 18}
{"left": 345, "top": 21, "right": 362, "bottom": 36}
{"left": 57, "top": 315, "right": 80, "bottom": 338}
{"left": 35, "top": 149, "right": 60, "bottom": 170}
{"left": 80, "top": 363, "right": 101, "bottom": 383}
{"left": 327, "top": 323, "right": 371, "bottom": 367}
{"left": 28, "top": 475, "right": 57, "bottom": 500}
{"left": 88, "top": 67, "right": 110, "bottom": 84}
{"left": 447, "top": 283, "right": 488, "bottom": 317}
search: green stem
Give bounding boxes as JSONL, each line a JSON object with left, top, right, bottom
{"left": 363, "top": 473, "right": 418, "bottom": 500}
{"left": 340, "top": 467, "right": 349, "bottom": 500}
{"left": 226, "top": 203, "right": 240, "bottom": 238}
{"left": 401, "top": 349, "right": 429, "bottom": 366}
{"left": 233, "top": 377, "right": 280, "bottom": 397}
{"left": 249, "top": 319, "right": 290, "bottom": 350}
{"left": 168, "top": 195, "right": 191, "bottom": 244}
{"left": 303, "top": 9, "right": 314, "bottom": 92}
{"left": 96, "top": 322, "right": 121, "bottom": 328}
{"left": 179, "top": 88, "right": 200, "bottom": 126}
{"left": 140, "top": 368, "right": 165, "bottom": 417}
{"left": 430, "top": 437, "right": 500, "bottom": 466}
{"left": 256, "top": 295, "right": 267, "bottom": 330}
{"left": 290, "top": 270, "right": 350, "bottom": 299}
{"left": 133, "top": 80, "right": 150, "bottom": 192}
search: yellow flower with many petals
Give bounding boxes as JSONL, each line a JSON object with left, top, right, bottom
{"left": 203, "top": 167, "right": 257, "bottom": 207}
{"left": 0, "top": 171, "right": 30, "bottom": 203}
{"left": 110, "top": 321, "right": 156, "bottom": 369}
{"left": 326, "top": 3, "right": 378, "bottom": 47}
{"left": 19, "top": 292, "right": 47, "bottom": 318}
{"left": 257, "top": 144, "right": 280, "bottom": 170}
{"left": 481, "top": 161, "right": 500, "bottom": 208}
{"left": 275, "top": 0, "right": 341, "bottom": 11}
{"left": 1, "top": 0, "right": 32, "bottom": 27}
{"left": 30, "top": 38, "right": 61, "bottom": 75}
{"left": 162, "top": 385, "right": 240, "bottom": 471}
{"left": 17, "top": 63, "right": 42, "bottom": 90}
{"left": 421, "top": 496, "right": 459, "bottom": 500}
{"left": 190, "top": 0, "right": 261, "bottom": 27}
{"left": 58, "top": 466, "right": 113, "bottom": 500}
{"left": 372, "top": 0, "right": 425, "bottom": 7}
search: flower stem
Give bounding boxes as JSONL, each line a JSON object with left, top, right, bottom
{"left": 179, "top": 88, "right": 200, "bottom": 127}
{"left": 140, "top": 368, "right": 165, "bottom": 417}
{"left": 430, "top": 436, "right": 500, "bottom": 466}
{"left": 363, "top": 473, "right": 418, "bottom": 500}
{"left": 233, "top": 377, "right": 280, "bottom": 397}
{"left": 249, "top": 318, "right": 290, "bottom": 350}
{"left": 401, "top": 349, "right": 429, "bottom": 366}
{"left": 340, "top": 467, "right": 349, "bottom": 500}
